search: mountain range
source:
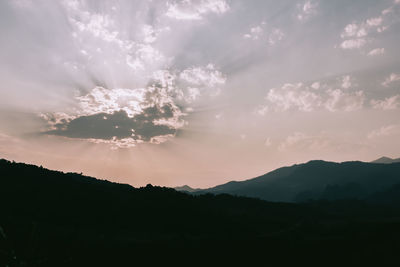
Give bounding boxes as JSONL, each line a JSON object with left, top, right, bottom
{"left": 176, "top": 157, "right": 400, "bottom": 202}
{"left": 2, "top": 158, "right": 400, "bottom": 265}
{"left": 371, "top": 156, "right": 400, "bottom": 164}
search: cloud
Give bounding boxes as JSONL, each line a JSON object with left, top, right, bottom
{"left": 178, "top": 64, "right": 226, "bottom": 102}
{"left": 61, "top": 0, "right": 170, "bottom": 80}
{"left": 179, "top": 64, "right": 226, "bottom": 88}
{"left": 278, "top": 132, "right": 331, "bottom": 151}
{"left": 341, "top": 75, "right": 352, "bottom": 89}
{"left": 367, "top": 124, "right": 400, "bottom": 139}
{"left": 243, "top": 25, "right": 264, "bottom": 40}
{"left": 18, "top": 1, "right": 228, "bottom": 148}
{"left": 265, "top": 83, "right": 321, "bottom": 112}
{"left": 42, "top": 61, "right": 226, "bottom": 147}
{"left": 340, "top": 39, "right": 367, "bottom": 50}
{"left": 40, "top": 77, "right": 186, "bottom": 147}
{"left": 324, "top": 89, "right": 364, "bottom": 112}
{"left": 256, "top": 105, "right": 269, "bottom": 116}
{"left": 338, "top": 0, "right": 400, "bottom": 53}
{"left": 297, "top": 1, "right": 318, "bottom": 21}
{"left": 340, "top": 23, "right": 367, "bottom": 39}
{"left": 44, "top": 105, "right": 181, "bottom": 147}
{"left": 165, "top": 0, "right": 229, "bottom": 20}
{"left": 311, "top": 82, "right": 320, "bottom": 90}
{"left": 367, "top": 48, "right": 385, "bottom": 56}
{"left": 382, "top": 73, "right": 400, "bottom": 87}
{"left": 141, "top": 25, "right": 169, "bottom": 44}
{"left": 268, "top": 28, "right": 285, "bottom": 45}
{"left": 366, "top": 17, "right": 383, "bottom": 27}
{"left": 75, "top": 87, "right": 146, "bottom": 117}
{"left": 278, "top": 131, "right": 369, "bottom": 153}
{"left": 257, "top": 76, "right": 365, "bottom": 113}
{"left": 243, "top": 22, "right": 284, "bottom": 46}
{"left": 370, "top": 95, "right": 400, "bottom": 110}
{"left": 338, "top": 12, "right": 390, "bottom": 51}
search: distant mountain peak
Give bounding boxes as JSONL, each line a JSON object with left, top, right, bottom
{"left": 191, "top": 159, "right": 400, "bottom": 202}
{"left": 371, "top": 156, "right": 400, "bottom": 164}
{"left": 174, "top": 185, "right": 201, "bottom": 192}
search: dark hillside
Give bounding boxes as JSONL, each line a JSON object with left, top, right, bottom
{"left": 195, "top": 160, "right": 400, "bottom": 202}
{"left": 1, "top": 159, "right": 400, "bottom": 266}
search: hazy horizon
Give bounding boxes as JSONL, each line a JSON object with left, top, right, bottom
{"left": 1, "top": 0, "right": 400, "bottom": 188}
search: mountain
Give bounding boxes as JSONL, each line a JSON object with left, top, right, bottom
{"left": 2, "top": 158, "right": 400, "bottom": 266}
{"left": 194, "top": 160, "right": 400, "bottom": 202}
{"left": 371, "top": 156, "right": 400, "bottom": 164}
{"left": 174, "top": 185, "right": 201, "bottom": 192}
{"left": 0, "top": 158, "right": 316, "bottom": 265}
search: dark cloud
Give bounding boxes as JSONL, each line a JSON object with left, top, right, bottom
{"left": 45, "top": 104, "right": 178, "bottom": 142}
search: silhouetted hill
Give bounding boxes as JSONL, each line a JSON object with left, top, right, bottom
{"left": 173, "top": 185, "right": 200, "bottom": 192}
{"left": 194, "top": 160, "right": 400, "bottom": 202}
{"left": 2, "top": 159, "right": 400, "bottom": 266}
{"left": 0, "top": 159, "right": 312, "bottom": 265}
{"left": 371, "top": 156, "right": 400, "bottom": 164}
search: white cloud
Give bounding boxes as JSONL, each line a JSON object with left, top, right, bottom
{"left": 368, "top": 48, "right": 385, "bottom": 56}
{"left": 341, "top": 75, "right": 352, "bottom": 89}
{"left": 370, "top": 95, "right": 400, "bottom": 110}
{"left": 166, "top": 0, "right": 229, "bottom": 20}
{"left": 258, "top": 77, "right": 364, "bottom": 114}
{"left": 367, "top": 124, "right": 400, "bottom": 139}
{"left": 142, "top": 25, "right": 157, "bottom": 44}
{"left": 366, "top": 17, "right": 383, "bottom": 27}
{"left": 256, "top": 105, "right": 269, "bottom": 116}
{"left": 268, "top": 28, "right": 285, "bottom": 45}
{"left": 340, "top": 23, "right": 366, "bottom": 38}
{"left": 265, "top": 83, "right": 321, "bottom": 112}
{"left": 279, "top": 132, "right": 307, "bottom": 151}
{"left": 382, "top": 7, "right": 393, "bottom": 15}
{"left": 178, "top": 64, "right": 226, "bottom": 101}
{"left": 377, "top": 26, "right": 389, "bottom": 33}
{"left": 339, "top": 13, "right": 389, "bottom": 51}
{"left": 382, "top": 73, "right": 400, "bottom": 87}
{"left": 63, "top": 0, "right": 168, "bottom": 78}
{"left": 297, "top": 1, "right": 318, "bottom": 21}
{"left": 180, "top": 64, "right": 226, "bottom": 87}
{"left": 243, "top": 26, "right": 263, "bottom": 40}
{"left": 324, "top": 89, "right": 364, "bottom": 112}
{"left": 311, "top": 82, "right": 320, "bottom": 90}
{"left": 243, "top": 23, "right": 284, "bottom": 46}
{"left": 340, "top": 39, "right": 367, "bottom": 50}
{"left": 71, "top": 13, "right": 120, "bottom": 44}
{"left": 75, "top": 87, "right": 146, "bottom": 117}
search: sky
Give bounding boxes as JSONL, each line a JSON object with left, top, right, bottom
{"left": 0, "top": 0, "right": 400, "bottom": 188}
